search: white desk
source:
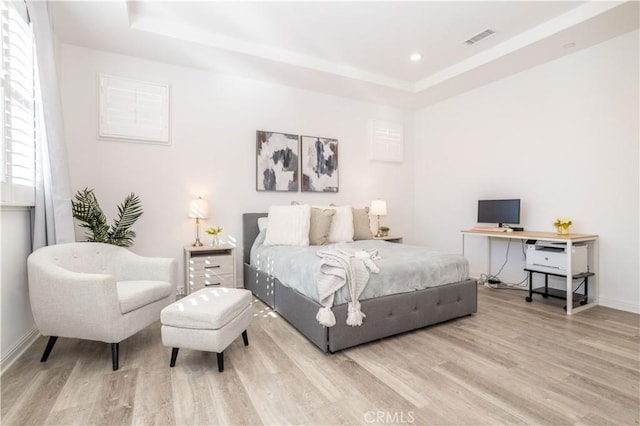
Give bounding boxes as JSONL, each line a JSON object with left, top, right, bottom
{"left": 461, "top": 230, "right": 599, "bottom": 315}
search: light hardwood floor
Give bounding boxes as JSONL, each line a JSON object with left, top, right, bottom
{"left": 2, "top": 285, "right": 639, "bottom": 425}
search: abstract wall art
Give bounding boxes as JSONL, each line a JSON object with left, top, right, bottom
{"left": 256, "top": 130, "right": 299, "bottom": 192}
{"left": 301, "top": 135, "right": 339, "bottom": 192}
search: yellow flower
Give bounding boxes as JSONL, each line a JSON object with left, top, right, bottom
{"left": 205, "top": 226, "right": 223, "bottom": 235}
{"left": 553, "top": 217, "right": 572, "bottom": 228}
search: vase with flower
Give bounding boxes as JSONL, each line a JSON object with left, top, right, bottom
{"left": 553, "top": 217, "right": 572, "bottom": 235}
{"left": 205, "top": 226, "right": 223, "bottom": 246}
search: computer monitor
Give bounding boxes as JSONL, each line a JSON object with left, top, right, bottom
{"left": 477, "top": 199, "right": 520, "bottom": 227}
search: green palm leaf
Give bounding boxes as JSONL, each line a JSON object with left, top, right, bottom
{"left": 71, "top": 188, "right": 109, "bottom": 242}
{"left": 107, "top": 193, "right": 143, "bottom": 247}
{"left": 71, "top": 188, "right": 143, "bottom": 247}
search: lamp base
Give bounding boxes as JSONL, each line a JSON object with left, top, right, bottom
{"left": 192, "top": 218, "right": 203, "bottom": 247}
{"left": 375, "top": 215, "right": 382, "bottom": 238}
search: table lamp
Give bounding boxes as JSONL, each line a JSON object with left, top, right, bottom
{"left": 370, "top": 199, "right": 387, "bottom": 237}
{"left": 189, "top": 197, "right": 209, "bottom": 247}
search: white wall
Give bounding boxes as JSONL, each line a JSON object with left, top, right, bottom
{"left": 1, "top": 208, "right": 38, "bottom": 374}
{"left": 59, "top": 44, "right": 414, "bottom": 293}
{"left": 413, "top": 31, "right": 639, "bottom": 313}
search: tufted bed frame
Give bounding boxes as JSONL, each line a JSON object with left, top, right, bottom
{"left": 242, "top": 213, "right": 477, "bottom": 352}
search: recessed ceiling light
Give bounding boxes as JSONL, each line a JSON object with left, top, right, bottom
{"left": 410, "top": 53, "right": 422, "bottom": 62}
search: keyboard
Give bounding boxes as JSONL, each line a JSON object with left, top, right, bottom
{"left": 471, "top": 226, "right": 507, "bottom": 232}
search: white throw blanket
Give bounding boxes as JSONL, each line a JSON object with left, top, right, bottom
{"left": 316, "top": 245, "right": 379, "bottom": 327}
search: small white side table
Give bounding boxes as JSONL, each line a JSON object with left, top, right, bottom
{"left": 183, "top": 244, "right": 236, "bottom": 294}
{"left": 373, "top": 236, "right": 403, "bottom": 243}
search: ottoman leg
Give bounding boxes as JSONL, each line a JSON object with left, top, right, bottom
{"left": 217, "top": 352, "right": 224, "bottom": 372}
{"left": 242, "top": 330, "right": 249, "bottom": 346}
{"left": 170, "top": 348, "right": 179, "bottom": 367}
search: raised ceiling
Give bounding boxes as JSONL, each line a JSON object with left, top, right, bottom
{"left": 50, "top": 1, "right": 639, "bottom": 109}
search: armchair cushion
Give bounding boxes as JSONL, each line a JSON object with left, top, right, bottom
{"left": 117, "top": 280, "right": 173, "bottom": 314}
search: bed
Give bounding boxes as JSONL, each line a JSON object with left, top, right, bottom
{"left": 242, "top": 212, "right": 477, "bottom": 352}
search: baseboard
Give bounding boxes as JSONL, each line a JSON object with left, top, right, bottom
{"left": 598, "top": 296, "right": 640, "bottom": 314}
{"left": 1, "top": 326, "right": 41, "bottom": 376}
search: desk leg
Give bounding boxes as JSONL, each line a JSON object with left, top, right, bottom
{"left": 583, "top": 276, "right": 589, "bottom": 305}
{"left": 525, "top": 270, "right": 533, "bottom": 302}
{"left": 487, "top": 237, "right": 492, "bottom": 276}
{"left": 461, "top": 234, "right": 465, "bottom": 256}
{"left": 592, "top": 238, "right": 599, "bottom": 305}
{"left": 566, "top": 240, "right": 573, "bottom": 315}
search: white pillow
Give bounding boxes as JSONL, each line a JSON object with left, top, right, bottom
{"left": 257, "top": 217, "right": 268, "bottom": 232}
{"left": 263, "top": 205, "right": 311, "bottom": 246}
{"left": 313, "top": 205, "right": 353, "bottom": 243}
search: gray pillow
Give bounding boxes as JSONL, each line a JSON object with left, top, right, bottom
{"left": 310, "top": 208, "right": 335, "bottom": 245}
{"left": 352, "top": 207, "right": 373, "bottom": 240}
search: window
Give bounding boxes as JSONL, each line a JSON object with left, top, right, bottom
{"left": 99, "top": 74, "right": 170, "bottom": 144}
{"left": 370, "top": 119, "right": 403, "bottom": 163}
{"left": 1, "top": 0, "right": 36, "bottom": 206}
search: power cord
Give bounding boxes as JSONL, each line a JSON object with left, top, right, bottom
{"left": 479, "top": 240, "right": 529, "bottom": 289}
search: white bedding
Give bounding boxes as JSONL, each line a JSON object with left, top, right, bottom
{"left": 250, "top": 229, "right": 469, "bottom": 305}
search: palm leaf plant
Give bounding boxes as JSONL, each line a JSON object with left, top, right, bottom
{"left": 71, "top": 188, "right": 143, "bottom": 247}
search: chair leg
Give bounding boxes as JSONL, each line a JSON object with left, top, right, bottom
{"left": 217, "top": 352, "right": 224, "bottom": 372}
{"left": 242, "top": 330, "right": 249, "bottom": 346}
{"left": 111, "top": 343, "right": 119, "bottom": 371}
{"left": 40, "top": 336, "right": 58, "bottom": 362}
{"left": 170, "top": 348, "right": 179, "bottom": 367}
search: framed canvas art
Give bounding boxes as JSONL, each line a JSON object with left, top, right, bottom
{"left": 256, "top": 131, "right": 299, "bottom": 192}
{"left": 301, "top": 135, "right": 339, "bottom": 192}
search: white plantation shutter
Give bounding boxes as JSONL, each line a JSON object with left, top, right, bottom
{"left": 1, "top": 0, "right": 36, "bottom": 205}
{"left": 370, "top": 119, "right": 403, "bottom": 163}
{"left": 98, "top": 74, "right": 170, "bottom": 143}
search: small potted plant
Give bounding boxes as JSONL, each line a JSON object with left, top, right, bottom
{"left": 379, "top": 226, "right": 390, "bottom": 237}
{"left": 553, "top": 217, "right": 572, "bottom": 235}
{"left": 205, "top": 226, "right": 223, "bottom": 246}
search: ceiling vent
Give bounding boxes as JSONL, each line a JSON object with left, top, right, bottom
{"left": 464, "top": 29, "right": 496, "bottom": 45}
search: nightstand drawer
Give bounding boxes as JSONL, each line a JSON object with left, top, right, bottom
{"left": 184, "top": 244, "right": 236, "bottom": 295}
{"left": 189, "top": 255, "right": 234, "bottom": 275}
{"left": 189, "top": 273, "right": 235, "bottom": 291}
{"left": 188, "top": 268, "right": 230, "bottom": 280}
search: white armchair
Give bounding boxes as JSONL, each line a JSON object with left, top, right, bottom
{"left": 27, "top": 242, "right": 177, "bottom": 370}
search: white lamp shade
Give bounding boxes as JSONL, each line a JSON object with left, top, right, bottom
{"left": 189, "top": 198, "right": 209, "bottom": 219}
{"left": 370, "top": 199, "right": 387, "bottom": 216}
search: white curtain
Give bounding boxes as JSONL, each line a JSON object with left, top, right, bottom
{"left": 27, "top": 0, "right": 75, "bottom": 249}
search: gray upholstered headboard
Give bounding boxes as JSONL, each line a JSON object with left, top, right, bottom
{"left": 242, "top": 213, "right": 267, "bottom": 264}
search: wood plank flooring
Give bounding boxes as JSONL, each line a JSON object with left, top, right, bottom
{"left": 2, "top": 285, "right": 639, "bottom": 425}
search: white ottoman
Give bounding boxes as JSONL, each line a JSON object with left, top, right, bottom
{"left": 161, "top": 287, "right": 253, "bottom": 372}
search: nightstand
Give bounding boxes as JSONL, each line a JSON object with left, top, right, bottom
{"left": 183, "top": 244, "right": 236, "bottom": 294}
{"left": 373, "top": 236, "right": 403, "bottom": 243}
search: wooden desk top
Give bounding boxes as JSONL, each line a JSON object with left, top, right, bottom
{"left": 461, "top": 229, "right": 598, "bottom": 241}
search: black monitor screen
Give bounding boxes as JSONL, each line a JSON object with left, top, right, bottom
{"left": 477, "top": 199, "right": 520, "bottom": 226}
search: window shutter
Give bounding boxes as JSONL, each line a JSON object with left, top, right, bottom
{"left": 1, "top": 0, "right": 36, "bottom": 205}
{"left": 98, "top": 74, "right": 170, "bottom": 144}
{"left": 370, "top": 119, "right": 403, "bottom": 163}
